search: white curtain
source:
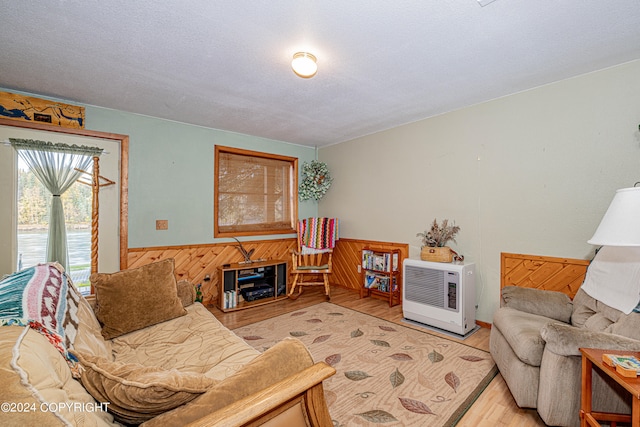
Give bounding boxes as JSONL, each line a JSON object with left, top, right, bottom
{"left": 11, "top": 139, "right": 102, "bottom": 270}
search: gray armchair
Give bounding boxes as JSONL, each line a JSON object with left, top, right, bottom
{"left": 490, "top": 285, "right": 640, "bottom": 427}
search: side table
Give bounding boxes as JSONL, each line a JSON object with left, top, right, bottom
{"left": 580, "top": 348, "right": 640, "bottom": 427}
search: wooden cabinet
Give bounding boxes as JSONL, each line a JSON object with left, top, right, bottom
{"left": 217, "top": 259, "right": 287, "bottom": 312}
{"left": 361, "top": 248, "right": 402, "bottom": 307}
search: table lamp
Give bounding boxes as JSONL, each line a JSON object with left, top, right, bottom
{"left": 588, "top": 187, "right": 640, "bottom": 246}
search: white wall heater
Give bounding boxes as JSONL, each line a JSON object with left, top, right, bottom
{"left": 403, "top": 258, "right": 476, "bottom": 336}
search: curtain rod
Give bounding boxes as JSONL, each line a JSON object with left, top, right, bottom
{"left": 2, "top": 140, "right": 109, "bottom": 154}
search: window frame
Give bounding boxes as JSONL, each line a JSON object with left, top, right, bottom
{"left": 214, "top": 145, "right": 298, "bottom": 238}
{"left": 0, "top": 118, "right": 128, "bottom": 282}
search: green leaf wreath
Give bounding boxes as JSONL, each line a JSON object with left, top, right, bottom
{"left": 299, "top": 160, "right": 333, "bottom": 201}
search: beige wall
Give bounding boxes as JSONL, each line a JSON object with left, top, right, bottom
{"left": 319, "top": 59, "right": 640, "bottom": 323}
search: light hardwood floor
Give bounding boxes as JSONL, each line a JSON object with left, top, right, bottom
{"left": 208, "top": 286, "right": 547, "bottom": 427}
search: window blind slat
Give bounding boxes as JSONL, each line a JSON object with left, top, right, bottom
{"left": 215, "top": 147, "right": 297, "bottom": 237}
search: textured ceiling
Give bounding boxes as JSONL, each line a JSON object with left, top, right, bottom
{"left": 1, "top": 1, "right": 640, "bottom": 147}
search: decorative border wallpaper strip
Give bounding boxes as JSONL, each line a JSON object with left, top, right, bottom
{"left": 0, "top": 91, "right": 85, "bottom": 129}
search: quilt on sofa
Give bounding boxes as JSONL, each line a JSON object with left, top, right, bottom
{"left": 110, "top": 303, "right": 259, "bottom": 380}
{"left": 0, "top": 260, "right": 309, "bottom": 426}
{"left": 0, "top": 262, "right": 82, "bottom": 368}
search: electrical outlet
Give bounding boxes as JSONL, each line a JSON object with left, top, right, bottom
{"left": 156, "top": 220, "right": 168, "bottom": 230}
{"left": 357, "top": 265, "right": 361, "bottom": 273}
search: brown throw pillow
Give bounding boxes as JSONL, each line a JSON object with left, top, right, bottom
{"left": 176, "top": 279, "right": 196, "bottom": 307}
{"left": 92, "top": 258, "right": 187, "bottom": 340}
{"left": 140, "top": 337, "right": 314, "bottom": 427}
{"left": 72, "top": 350, "right": 216, "bottom": 424}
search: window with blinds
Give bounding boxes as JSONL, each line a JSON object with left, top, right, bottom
{"left": 215, "top": 146, "right": 298, "bottom": 237}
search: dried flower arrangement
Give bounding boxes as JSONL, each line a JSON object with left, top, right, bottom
{"left": 417, "top": 219, "right": 460, "bottom": 248}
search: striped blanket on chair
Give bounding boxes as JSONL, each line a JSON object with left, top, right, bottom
{"left": 299, "top": 217, "right": 339, "bottom": 250}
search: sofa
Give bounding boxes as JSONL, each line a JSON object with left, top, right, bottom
{"left": 0, "top": 259, "right": 335, "bottom": 426}
{"left": 491, "top": 280, "right": 640, "bottom": 427}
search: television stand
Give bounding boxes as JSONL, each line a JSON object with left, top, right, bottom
{"left": 217, "top": 259, "right": 287, "bottom": 312}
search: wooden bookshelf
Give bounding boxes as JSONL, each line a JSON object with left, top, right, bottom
{"left": 361, "top": 247, "right": 402, "bottom": 307}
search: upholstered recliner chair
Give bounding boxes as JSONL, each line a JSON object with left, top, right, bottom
{"left": 490, "top": 247, "right": 640, "bottom": 427}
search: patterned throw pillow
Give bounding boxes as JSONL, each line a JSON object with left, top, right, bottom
{"left": 0, "top": 263, "right": 81, "bottom": 366}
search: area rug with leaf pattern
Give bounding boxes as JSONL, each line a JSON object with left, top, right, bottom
{"left": 233, "top": 302, "right": 497, "bottom": 426}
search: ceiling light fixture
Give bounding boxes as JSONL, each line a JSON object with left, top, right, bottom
{"left": 291, "top": 52, "right": 317, "bottom": 78}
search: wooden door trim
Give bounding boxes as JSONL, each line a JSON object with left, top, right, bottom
{"left": 0, "top": 117, "right": 129, "bottom": 270}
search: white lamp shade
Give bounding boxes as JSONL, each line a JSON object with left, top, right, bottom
{"left": 291, "top": 52, "right": 317, "bottom": 78}
{"left": 588, "top": 187, "right": 640, "bottom": 246}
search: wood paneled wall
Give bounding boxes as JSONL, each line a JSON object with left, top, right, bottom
{"left": 331, "top": 238, "right": 409, "bottom": 293}
{"left": 500, "top": 252, "right": 590, "bottom": 299}
{"left": 127, "top": 239, "right": 297, "bottom": 306}
{"left": 126, "top": 237, "right": 409, "bottom": 306}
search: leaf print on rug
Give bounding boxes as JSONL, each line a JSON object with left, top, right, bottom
{"left": 233, "top": 302, "right": 497, "bottom": 427}
{"left": 356, "top": 409, "right": 398, "bottom": 423}
{"left": 345, "top": 370, "right": 373, "bottom": 381}
{"left": 389, "top": 368, "right": 405, "bottom": 389}
{"left": 399, "top": 397, "right": 436, "bottom": 415}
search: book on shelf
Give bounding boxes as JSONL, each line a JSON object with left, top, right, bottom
{"left": 238, "top": 272, "right": 263, "bottom": 281}
{"left": 364, "top": 272, "right": 377, "bottom": 289}
{"left": 362, "top": 250, "right": 398, "bottom": 273}
{"left": 364, "top": 272, "right": 392, "bottom": 292}
{"left": 224, "top": 290, "right": 237, "bottom": 309}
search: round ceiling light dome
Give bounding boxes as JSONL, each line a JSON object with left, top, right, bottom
{"left": 291, "top": 52, "right": 318, "bottom": 78}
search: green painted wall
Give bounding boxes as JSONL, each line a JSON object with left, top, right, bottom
{"left": 1, "top": 90, "right": 318, "bottom": 249}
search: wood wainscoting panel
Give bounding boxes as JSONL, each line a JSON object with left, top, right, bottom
{"left": 331, "top": 238, "right": 409, "bottom": 294}
{"left": 127, "top": 239, "right": 296, "bottom": 306}
{"left": 500, "top": 252, "right": 590, "bottom": 299}
{"left": 126, "top": 238, "right": 409, "bottom": 306}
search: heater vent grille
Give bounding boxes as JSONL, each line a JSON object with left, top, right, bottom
{"left": 405, "top": 265, "right": 445, "bottom": 308}
{"left": 402, "top": 259, "right": 476, "bottom": 336}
